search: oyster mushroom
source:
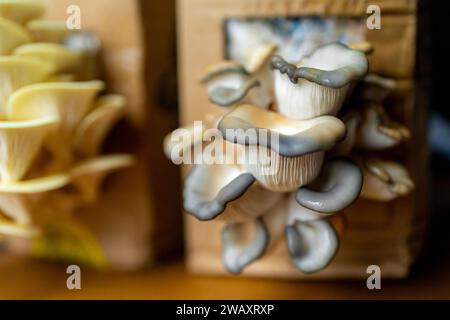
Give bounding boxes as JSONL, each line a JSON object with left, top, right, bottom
{"left": 7, "top": 80, "right": 105, "bottom": 162}
{"left": 0, "top": 116, "right": 57, "bottom": 183}
{"left": 163, "top": 121, "right": 207, "bottom": 164}
{"left": 0, "top": 56, "right": 54, "bottom": 116}
{"left": 356, "top": 104, "right": 410, "bottom": 150}
{"left": 221, "top": 194, "right": 289, "bottom": 274}
{"left": 26, "top": 19, "right": 70, "bottom": 43}
{"left": 13, "top": 42, "right": 82, "bottom": 73}
{"left": 218, "top": 104, "right": 346, "bottom": 192}
{"left": 361, "top": 74, "right": 397, "bottom": 103}
{"left": 295, "top": 157, "right": 363, "bottom": 213}
{"left": 272, "top": 43, "right": 368, "bottom": 119}
{"left": 0, "top": 0, "right": 44, "bottom": 25}
{"left": 74, "top": 94, "right": 126, "bottom": 157}
{"left": 0, "top": 174, "right": 70, "bottom": 224}
{"left": 200, "top": 43, "right": 277, "bottom": 108}
{"left": 331, "top": 111, "right": 360, "bottom": 156}
{"left": 0, "top": 216, "right": 38, "bottom": 238}
{"left": 360, "top": 157, "right": 414, "bottom": 201}
{"left": 0, "top": 17, "right": 31, "bottom": 55}
{"left": 70, "top": 154, "right": 134, "bottom": 205}
{"left": 183, "top": 161, "right": 282, "bottom": 221}
{"left": 222, "top": 217, "right": 269, "bottom": 274}
{"left": 286, "top": 218, "right": 339, "bottom": 273}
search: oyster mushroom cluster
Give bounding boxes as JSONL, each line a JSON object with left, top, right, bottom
{"left": 166, "top": 41, "right": 415, "bottom": 275}
{"left": 0, "top": 0, "right": 133, "bottom": 263}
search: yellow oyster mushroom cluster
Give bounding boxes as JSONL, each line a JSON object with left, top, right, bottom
{"left": 0, "top": 1, "right": 133, "bottom": 242}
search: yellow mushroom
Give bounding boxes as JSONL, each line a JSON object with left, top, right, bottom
{"left": 0, "top": 56, "right": 54, "bottom": 117}
{"left": 0, "top": 215, "right": 38, "bottom": 238}
{"left": 0, "top": 116, "right": 57, "bottom": 183}
{"left": 74, "top": 94, "right": 126, "bottom": 158}
{"left": 0, "top": 17, "right": 31, "bottom": 55}
{"left": 13, "top": 42, "right": 81, "bottom": 73}
{"left": 0, "top": 0, "right": 44, "bottom": 25}
{"left": 70, "top": 154, "right": 134, "bottom": 205}
{"left": 26, "top": 19, "right": 69, "bottom": 43}
{"left": 7, "top": 81, "right": 105, "bottom": 162}
{"left": 0, "top": 174, "right": 70, "bottom": 224}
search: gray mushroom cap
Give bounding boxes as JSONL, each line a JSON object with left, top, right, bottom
{"left": 222, "top": 217, "right": 269, "bottom": 274}
{"left": 183, "top": 164, "right": 255, "bottom": 221}
{"left": 218, "top": 104, "right": 346, "bottom": 157}
{"left": 271, "top": 42, "right": 368, "bottom": 89}
{"left": 286, "top": 219, "right": 339, "bottom": 273}
{"left": 295, "top": 158, "right": 363, "bottom": 213}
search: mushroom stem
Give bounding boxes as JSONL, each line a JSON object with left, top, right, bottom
{"left": 295, "top": 158, "right": 363, "bottom": 213}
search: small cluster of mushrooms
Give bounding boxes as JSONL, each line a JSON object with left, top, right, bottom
{"left": 165, "top": 42, "right": 414, "bottom": 274}
{"left": 0, "top": 0, "right": 133, "bottom": 265}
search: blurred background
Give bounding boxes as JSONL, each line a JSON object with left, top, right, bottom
{"left": 1, "top": 0, "right": 448, "bottom": 299}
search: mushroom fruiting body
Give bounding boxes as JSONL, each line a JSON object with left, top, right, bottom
{"left": 0, "top": 17, "right": 31, "bottom": 55}
{"left": 13, "top": 42, "right": 82, "bottom": 73}
{"left": 218, "top": 104, "right": 346, "bottom": 192}
{"left": 272, "top": 43, "right": 368, "bottom": 120}
{"left": 0, "top": 116, "right": 57, "bottom": 183}
{"left": 0, "top": 0, "right": 44, "bottom": 25}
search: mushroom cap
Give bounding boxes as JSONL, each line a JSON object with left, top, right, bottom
{"left": 0, "top": 0, "right": 44, "bottom": 25}
{"left": 13, "top": 42, "right": 82, "bottom": 73}
{"left": 222, "top": 218, "right": 269, "bottom": 274}
{"left": 245, "top": 43, "right": 277, "bottom": 74}
{"left": 272, "top": 42, "right": 368, "bottom": 88}
{"left": 200, "top": 61, "right": 248, "bottom": 84}
{"left": 356, "top": 104, "right": 410, "bottom": 150}
{"left": 218, "top": 104, "right": 346, "bottom": 157}
{"left": 0, "top": 17, "right": 31, "bottom": 54}
{"left": 74, "top": 94, "right": 126, "bottom": 157}
{"left": 70, "top": 154, "right": 134, "bottom": 204}
{"left": 0, "top": 216, "right": 38, "bottom": 237}
{"left": 0, "top": 56, "right": 55, "bottom": 116}
{"left": 0, "top": 174, "right": 70, "bottom": 193}
{"left": 361, "top": 158, "right": 414, "bottom": 201}
{"left": 183, "top": 163, "right": 255, "bottom": 221}
{"left": 0, "top": 116, "right": 58, "bottom": 183}
{"left": 26, "top": 19, "right": 70, "bottom": 43}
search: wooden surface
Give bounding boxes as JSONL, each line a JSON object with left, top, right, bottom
{"left": 0, "top": 252, "right": 449, "bottom": 300}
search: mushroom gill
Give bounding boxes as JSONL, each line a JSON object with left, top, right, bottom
{"left": 272, "top": 43, "right": 368, "bottom": 119}
{"left": 7, "top": 81, "right": 105, "bottom": 162}
{"left": 0, "top": 116, "right": 57, "bottom": 183}
{"left": 218, "top": 104, "right": 346, "bottom": 192}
